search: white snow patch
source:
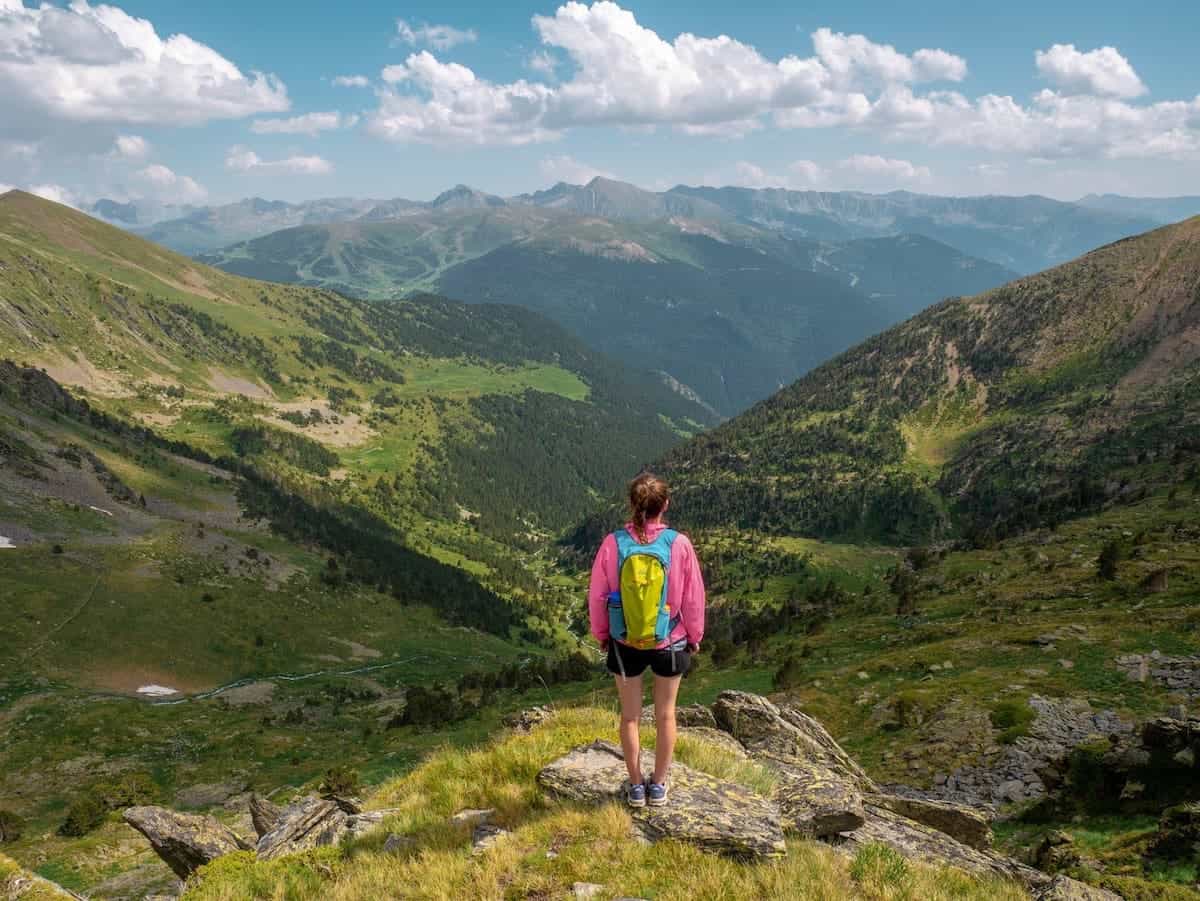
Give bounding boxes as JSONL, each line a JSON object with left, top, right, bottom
{"left": 137, "top": 684, "right": 179, "bottom": 697}
{"left": 0, "top": 536, "right": 14, "bottom": 549}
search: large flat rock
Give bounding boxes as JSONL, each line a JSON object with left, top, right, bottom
{"left": 538, "top": 740, "right": 785, "bottom": 859}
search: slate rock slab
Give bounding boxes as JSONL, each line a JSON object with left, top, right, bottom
{"left": 123, "top": 806, "right": 251, "bottom": 880}
{"left": 538, "top": 740, "right": 785, "bottom": 859}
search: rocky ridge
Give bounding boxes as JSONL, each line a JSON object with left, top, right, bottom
{"left": 540, "top": 691, "right": 1117, "bottom": 900}
{"left": 118, "top": 691, "right": 1118, "bottom": 899}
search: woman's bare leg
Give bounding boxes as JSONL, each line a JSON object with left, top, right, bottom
{"left": 615, "top": 673, "right": 645, "bottom": 784}
{"left": 652, "top": 674, "right": 682, "bottom": 783}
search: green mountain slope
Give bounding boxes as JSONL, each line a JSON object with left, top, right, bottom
{"left": 439, "top": 230, "right": 891, "bottom": 416}
{"left": 655, "top": 217, "right": 1200, "bottom": 544}
{"left": 0, "top": 189, "right": 714, "bottom": 582}
{"left": 200, "top": 201, "right": 1018, "bottom": 415}
{"left": 198, "top": 205, "right": 567, "bottom": 293}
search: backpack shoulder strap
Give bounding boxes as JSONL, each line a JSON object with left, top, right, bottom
{"left": 613, "top": 529, "right": 636, "bottom": 566}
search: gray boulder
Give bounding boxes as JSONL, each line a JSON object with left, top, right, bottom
{"left": 123, "top": 806, "right": 251, "bottom": 880}
{"left": 538, "top": 740, "right": 785, "bottom": 859}
{"left": 867, "top": 793, "right": 993, "bottom": 850}
{"left": 249, "top": 794, "right": 281, "bottom": 838}
{"left": 712, "top": 691, "right": 873, "bottom": 789}
{"left": 774, "top": 766, "right": 865, "bottom": 837}
{"left": 256, "top": 798, "right": 347, "bottom": 860}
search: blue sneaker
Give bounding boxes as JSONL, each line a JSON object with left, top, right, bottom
{"left": 647, "top": 779, "right": 669, "bottom": 807}
{"left": 626, "top": 781, "right": 646, "bottom": 808}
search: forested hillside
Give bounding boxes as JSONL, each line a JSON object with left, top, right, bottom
{"left": 197, "top": 191, "right": 1020, "bottom": 415}
{"left": 0, "top": 190, "right": 713, "bottom": 589}
{"left": 656, "top": 217, "right": 1200, "bottom": 545}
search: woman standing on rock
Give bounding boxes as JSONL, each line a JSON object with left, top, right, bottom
{"left": 588, "top": 472, "right": 706, "bottom": 808}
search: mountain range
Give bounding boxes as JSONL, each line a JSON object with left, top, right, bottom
{"left": 93, "top": 178, "right": 1200, "bottom": 272}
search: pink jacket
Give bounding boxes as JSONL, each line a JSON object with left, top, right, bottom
{"left": 588, "top": 521, "right": 706, "bottom": 650}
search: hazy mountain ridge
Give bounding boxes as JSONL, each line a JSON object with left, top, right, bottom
{"left": 94, "top": 177, "right": 1189, "bottom": 276}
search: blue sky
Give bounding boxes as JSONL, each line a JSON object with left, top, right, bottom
{"left": 1, "top": 0, "right": 1198, "bottom": 207}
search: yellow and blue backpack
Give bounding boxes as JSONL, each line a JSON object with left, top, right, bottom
{"left": 607, "top": 528, "right": 680, "bottom": 649}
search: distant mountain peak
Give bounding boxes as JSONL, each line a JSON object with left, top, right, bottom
{"left": 430, "top": 184, "right": 506, "bottom": 210}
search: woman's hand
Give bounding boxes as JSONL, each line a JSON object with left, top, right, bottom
{"left": 599, "top": 638, "right": 610, "bottom": 653}
{"left": 686, "top": 642, "right": 699, "bottom": 654}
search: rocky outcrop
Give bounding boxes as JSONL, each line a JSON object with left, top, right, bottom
{"left": 1147, "top": 802, "right": 1200, "bottom": 859}
{"left": 712, "top": 691, "right": 872, "bottom": 789}
{"left": 909, "top": 695, "right": 1132, "bottom": 809}
{"left": 0, "top": 864, "right": 86, "bottom": 900}
{"left": 122, "top": 806, "right": 251, "bottom": 880}
{"left": 249, "top": 794, "right": 280, "bottom": 838}
{"left": 1035, "top": 875, "right": 1122, "bottom": 900}
{"left": 1118, "top": 651, "right": 1200, "bottom": 695}
{"left": 538, "top": 740, "right": 786, "bottom": 859}
{"left": 256, "top": 797, "right": 397, "bottom": 861}
{"left": 774, "top": 768, "right": 865, "bottom": 837}
{"left": 703, "top": 692, "right": 1116, "bottom": 900}
{"left": 125, "top": 795, "right": 398, "bottom": 876}
{"left": 867, "top": 793, "right": 992, "bottom": 850}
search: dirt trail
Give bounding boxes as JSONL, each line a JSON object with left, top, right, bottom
{"left": 19, "top": 574, "right": 103, "bottom": 663}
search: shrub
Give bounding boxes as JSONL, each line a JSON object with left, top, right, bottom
{"left": 0, "top": 810, "right": 25, "bottom": 843}
{"left": 990, "top": 699, "right": 1036, "bottom": 744}
{"left": 318, "top": 766, "right": 361, "bottom": 797}
{"left": 59, "top": 791, "right": 107, "bottom": 837}
{"left": 1098, "top": 540, "right": 1122, "bottom": 580}
{"left": 773, "top": 655, "right": 805, "bottom": 690}
{"left": 93, "top": 772, "right": 157, "bottom": 809}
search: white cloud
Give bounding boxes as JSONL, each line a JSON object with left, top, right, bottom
{"left": 250, "top": 112, "right": 353, "bottom": 136}
{"left": 332, "top": 74, "right": 370, "bottom": 88}
{"left": 224, "top": 146, "right": 333, "bottom": 175}
{"left": 1035, "top": 43, "right": 1146, "bottom": 99}
{"left": 0, "top": 0, "right": 289, "bottom": 133}
{"left": 361, "top": 4, "right": 1200, "bottom": 162}
{"left": 537, "top": 154, "right": 615, "bottom": 184}
{"left": 788, "top": 159, "right": 826, "bottom": 186}
{"left": 731, "top": 161, "right": 794, "bottom": 189}
{"left": 372, "top": 52, "right": 559, "bottom": 145}
{"left": 527, "top": 51, "right": 557, "bottom": 76}
{"left": 395, "top": 18, "right": 477, "bottom": 51}
{"left": 838, "top": 154, "right": 931, "bottom": 181}
{"left": 28, "top": 183, "right": 78, "bottom": 207}
{"left": 366, "top": 5, "right": 967, "bottom": 146}
{"left": 112, "top": 134, "right": 149, "bottom": 159}
{"left": 134, "top": 163, "right": 207, "bottom": 203}
{"left": 813, "top": 28, "right": 966, "bottom": 87}
{"left": 913, "top": 48, "right": 968, "bottom": 83}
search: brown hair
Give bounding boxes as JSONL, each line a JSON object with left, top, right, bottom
{"left": 628, "top": 472, "right": 670, "bottom": 542}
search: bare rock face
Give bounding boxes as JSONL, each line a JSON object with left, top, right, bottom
{"left": 774, "top": 766, "right": 865, "bottom": 837}
{"left": 123, "top": 806, "right": 251, "bottom": 880}
{"left": 249, "top": 794, "right": 281, "bottom": 838}
{"left": 708, "top": 692, "right": 1116, "bottom": 900}
{"left": 256, "top": 798, "right": 348, "bottom": 861}
{"left": 711, "top": 691, "right": 869, "bottom": 835}
{"left": 868, "top": 793, "right": 993, "bottom": 850}
{"left": 253, "top": 797, "right": 400, "bottom": 860}
{"left": 538, "top": 740, "right": 786, "bottom": 859}
{"left": 1033, "top": 875, "right": 1123, "bottom": 901}
{"left": 712, "top": 691, "right": 873, "bottom": 789}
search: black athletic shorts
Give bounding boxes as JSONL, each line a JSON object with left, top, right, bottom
{"left": 607, "top": 640, "right": 691, "bottom": 678}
